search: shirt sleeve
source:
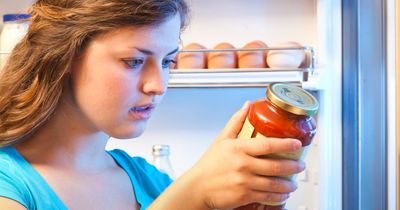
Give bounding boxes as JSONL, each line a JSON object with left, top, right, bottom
{"left": 107, "top": 149, "right": 174, "bottom": 210}
{"left": 132, "top": 157, "right": 173, "bottom": 210}
{"left": 0, "top": 158, "right": 29, "bottom": 209}
{"left": 134, "top": 157, "right": 173, "bottom": 195}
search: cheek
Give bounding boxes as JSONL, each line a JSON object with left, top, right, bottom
{"left": 93, "top": 74, "right": 137, "bottom": 109}
{"left": 103, "top": 77, "right": 138, "bottom": 107}
{"left": 72, "top": 69, "right": 138, "bottom": 119}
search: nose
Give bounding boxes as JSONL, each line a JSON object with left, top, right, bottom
{"left": 141, "top": 62, "right": 168, "bottom": 96}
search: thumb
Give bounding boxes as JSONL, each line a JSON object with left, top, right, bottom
{"left": 216, "top": 101, "right": 251, "bottom": 142}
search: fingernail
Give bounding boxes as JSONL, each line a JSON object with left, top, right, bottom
{"left": 281, "top": 193, "right": 290, "bottom": 200}
{"left": 292, "top": 140, "right": 302, "bottom": 151}
{"left": 241, "top": 101, "right": 250, "bottom": 110}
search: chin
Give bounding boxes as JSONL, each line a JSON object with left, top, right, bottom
{"left": 128, "top": 129, "right": 145, "bottom": 138}
{"left": 109, "top": 124, "right": 147, "bottom": 139}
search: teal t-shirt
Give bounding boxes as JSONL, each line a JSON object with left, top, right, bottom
{"left": 0, "top": 147, "right": 173, "bottom": 210}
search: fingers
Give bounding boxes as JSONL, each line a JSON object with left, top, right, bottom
{"left": 248, "top": 176, "right": 297, "bottom": 193}
{"left": 239, "top": 138, "right": 305, "bottom": 176}
{"left": 241, "top": 190, "right": 290, "bottom": 205}
{"left": 240, "top": 138, "right": 302, "bottom": 157}
{"left": 216, "top": 101, "right": 251, "bottom": 141}
{"left": 249, "top": 158, "right": 305, "bottom": 176}
{"left": 235, "top": 177, "right": 296, "bottom": 206}
{"left": 224, "top": 172, "right": 298, "bottom": 207}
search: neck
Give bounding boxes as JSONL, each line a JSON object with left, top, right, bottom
{"left": 15, "top": 98, "right": 113, "bottom": 172}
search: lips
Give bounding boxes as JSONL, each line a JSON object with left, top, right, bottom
{"left": 131, "top": 104, "right": 155, "bottom": 111}
{"left": 129, "top": 103, "right": 155, "bottom": 120}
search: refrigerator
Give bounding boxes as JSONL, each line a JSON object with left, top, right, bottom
{"left": 0, "top": 0, "right": 396, "bottom": 209}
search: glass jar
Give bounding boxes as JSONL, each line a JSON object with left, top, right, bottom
{"left": 235, "top": 83, "right": 319, "bottom": 210}
{"left": 0, "top": 14, "right": 30, "bottom": 70}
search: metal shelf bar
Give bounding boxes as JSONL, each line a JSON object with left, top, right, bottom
{"left": 178, "top": 46, "right": 312, "bottom": 52}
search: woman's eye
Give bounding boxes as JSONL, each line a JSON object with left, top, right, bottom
{"left": 162, "top": 59, "right": 177, "bottom": 69}
{"left": 122, "top": 58, "right": 144, "bottom": 69}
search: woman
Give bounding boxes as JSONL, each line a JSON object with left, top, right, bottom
{"left": 0, "top": 0, "right": 304, "bottom": 209}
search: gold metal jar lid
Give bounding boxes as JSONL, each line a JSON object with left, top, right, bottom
{"left": 266, "top": 83, "right": 319, "bottom": 116}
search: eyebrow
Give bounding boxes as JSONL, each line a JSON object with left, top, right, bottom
{"left": 135, "top": 47, "right": 179, "bottom": 56}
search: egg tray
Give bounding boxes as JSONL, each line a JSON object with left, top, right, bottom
{"left": 173, "top": 45, "right": 315, "bottom": 73}
{"left": 168, "top": 46, "right": 315, "bottom": 88}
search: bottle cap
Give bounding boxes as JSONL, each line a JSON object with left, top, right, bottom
{"left": 3, "top": 14, "right": 31, "bottom": 22}
{"left": 266, "top": 83, "right": 319, "bottom": 116}
{"left": 152, "top": 144, "right": 170, "bottom": 156}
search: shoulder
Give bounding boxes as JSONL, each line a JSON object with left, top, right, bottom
{"left": 108, "top": 149, "right": 171, "bottom": 180}
{"left": 0, "top": 146, "right": 17, "bottom": 165}
{"left": 0, "top": 147, "right": 30, "bottom": 209}
{"left": 107, "top": 149, "right": 173, "bottom": 194}
{"left": 108, "top": 148, "right": 150, "bottom": 169}
{"left": 0, "top": 197, "right": 27, "bottom": 210}
{"left": 0, "top": 147, "right": 25, "bottom": 178}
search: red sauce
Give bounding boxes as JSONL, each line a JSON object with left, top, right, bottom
{"left": 234, "top": 83, "right": 318, "bottom": 210}
{"left": 249, "top": 99, "right": 316, "bottom": 146}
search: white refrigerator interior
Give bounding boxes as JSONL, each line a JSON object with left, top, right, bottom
{"left": 1, "top": 0, "right": 342, "bottom": 210}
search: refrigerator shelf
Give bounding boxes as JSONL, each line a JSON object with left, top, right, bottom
{"left": 170, "top": 46, "right": 315, "bottom": 88}
{"left": 178, "top": 45, "right": 314, "bottom": 53}
{"left": 168, "top": 68, "right": 310, "bottom": 88}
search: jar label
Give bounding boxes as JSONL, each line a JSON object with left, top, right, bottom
{"left": 238, "top": 117, "right": 255, "bottom": 139}
{"left": 238, "top": 117, "right": 310, "bottom": 206}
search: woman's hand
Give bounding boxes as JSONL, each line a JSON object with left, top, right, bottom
{"left": 149, "top": 102, "right": 305, "bottom": 210}
{"left": 188, "top": 102, "right": 305, "bottom": 209}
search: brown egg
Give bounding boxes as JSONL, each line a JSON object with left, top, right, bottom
{"left": 267, "top": 41, "right": 306, "bottom": 69}
{"left": 177, "top": 43, "right": 207, "bottom": 69}
{"left": 238, "top": 40, "right": 268, "bottom": 68}
{"left": 208, "top": 42, "right": 237, "bottom": 69}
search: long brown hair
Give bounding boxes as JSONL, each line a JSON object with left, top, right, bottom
{"left": 0, "top": 0, "right": 189, "bottom": 146}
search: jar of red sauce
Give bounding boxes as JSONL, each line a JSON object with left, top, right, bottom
{"left": 235, "top": 83, "right": 319, "bottom": 210}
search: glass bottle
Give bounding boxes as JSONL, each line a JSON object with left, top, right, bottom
{"left": 234, "top": 82, "right": 319, "bottom": 210}
{"left": 152, "top": 144, "right": 175, "bottom": 180}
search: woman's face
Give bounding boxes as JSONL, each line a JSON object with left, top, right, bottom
{"left": 69, "top": 15, "right": 181, "bottom": 139}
